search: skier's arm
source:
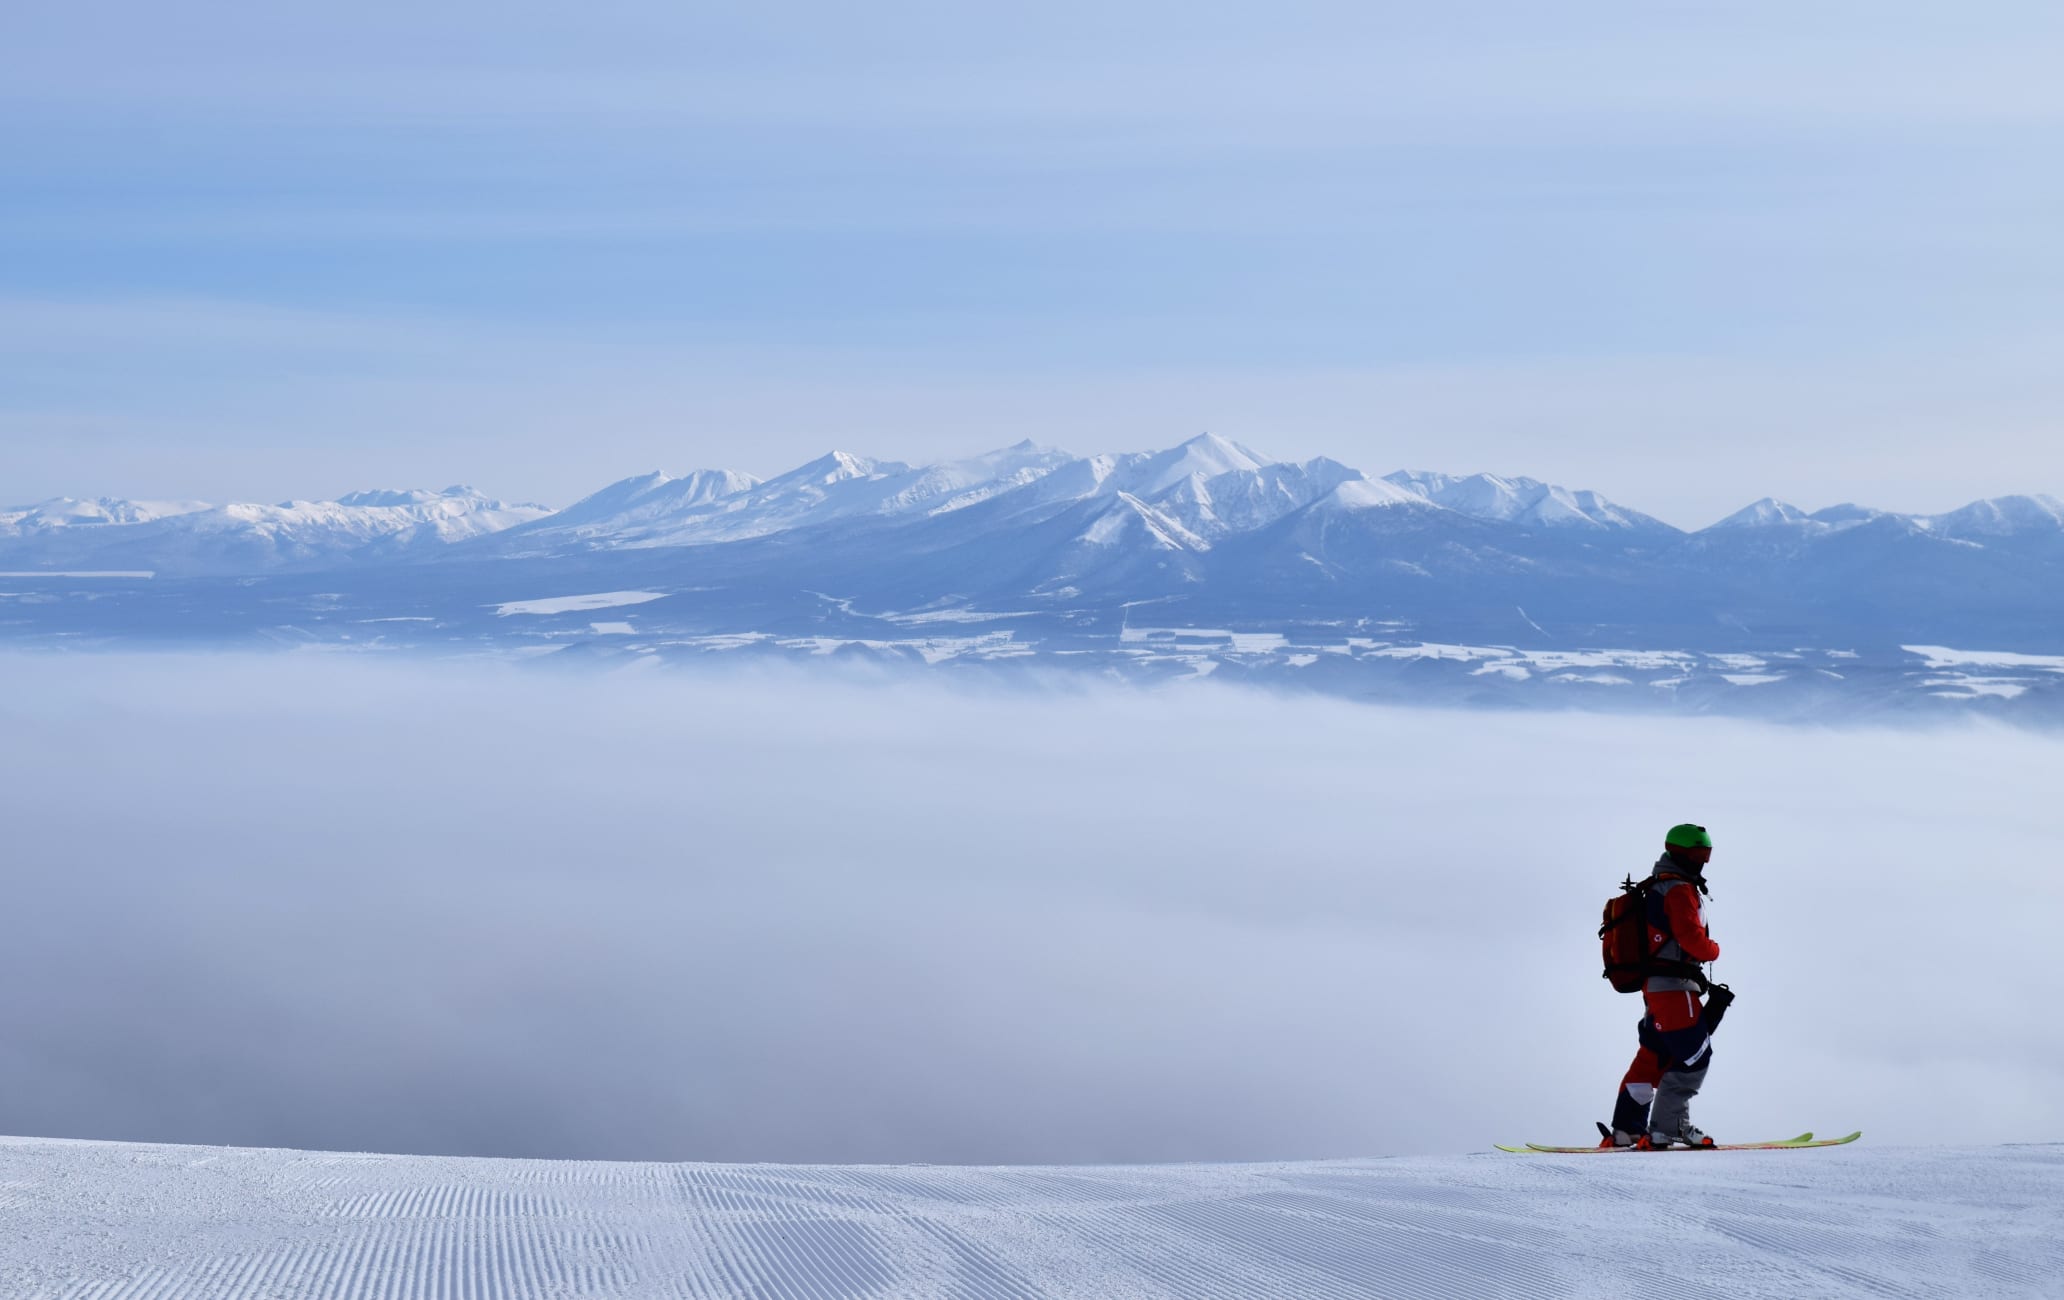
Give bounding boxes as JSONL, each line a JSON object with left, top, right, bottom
{"left": 1663, "top": 886, "right": 1721, "bottom": 962}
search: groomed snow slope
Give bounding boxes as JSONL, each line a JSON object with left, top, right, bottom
{"left": 3, "top": 1138, "right": 2058, "bottom": 1299}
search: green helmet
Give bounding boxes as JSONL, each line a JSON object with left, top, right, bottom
{"left": 1665, "top": 823, "right": 1713, "bottom": 850}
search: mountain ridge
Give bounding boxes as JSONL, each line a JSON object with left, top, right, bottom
{"left": 20, "top": 435, "right": 2064, "bottom": 573}
{"left": 6, "top": 435, "right": 2064, "bottom": 721}
{"left": 10, "top": 435, "right": 2060, "bottom": 574}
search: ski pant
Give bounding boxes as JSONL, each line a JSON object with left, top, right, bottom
{"left": 1610, "top": 990, "right": 1714, "bottom": 1138}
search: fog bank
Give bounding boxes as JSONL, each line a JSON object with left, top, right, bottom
{"left": 0, "top": 654, "right": 2055, "bottom": 1161}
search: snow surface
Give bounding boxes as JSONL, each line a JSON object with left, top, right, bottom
{"left": 1710, "top": 497, "right": 1815, "bottom": 529}
{"left": 1315, "top": 478, "right": 1426, "bottom": 511}
{"left": 1926, "top": 677, "right": 2030, "bottom": 700}
{"left": 0, "top": 496, "right": 209, "bottom": 529}
{"left": 0, "top": 1136, "right": 2056, "bottom": 1299}
{"left": 208, "top": 488, "right": 549, "bottom": 545}
{"left": 1705, "top": 494, "right": 2064, "bottom": 539}
{"left": 1927, "top": 493, "right": 2064, "bottom": 538}
{"left": 0, "top": 486, "right": 550, "bottom": 575}
{"left": 1382, "top": 470, "right": 1662, "bottom": 530}
{"left": 505, "top": 443, "right": 1081, "bottom": 551}
{"left": 494, "top": 591, "right": 668, "bottom": 616}
{"left": 1904, "top": 644, "right": 2064, "bottom": 672}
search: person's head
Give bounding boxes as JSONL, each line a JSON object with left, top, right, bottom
{"left": 1663, "top": 823, "right": 1713, "bottom": 870}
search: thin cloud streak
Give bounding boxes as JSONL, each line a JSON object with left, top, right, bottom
{"left": 9, "top": 4, "right": 2063, "bottom": 127}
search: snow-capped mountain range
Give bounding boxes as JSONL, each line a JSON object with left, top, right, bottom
{"left": 7, "top": 435, "right": 2064, "bottom": 720}
{"left": 10, "top": 435, "right": 2058, "bottom": 576}
{"left": 0, "top": 485, "right": 548, "bottom": 573}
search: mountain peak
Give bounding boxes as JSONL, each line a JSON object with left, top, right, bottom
{"left": 770, "top": 450, "right": 901, "bottom": 488}
{"left": 336, "top": 486, "right": 494, "bottom": 509}
{"left": 1807, "top": 503, "right": 1885, "bottom": 525}
{"left": 1710, "top": 497, "right": 1812, "bottom": 529}
{"left": 1120, "top": 434, "right": 1268, "bottom": 498}
{"left": 1384, "top": 470, "right": 1666, "bottom": 530}
{"left": 1926, "top": 493, "right": 2064, "bottom": 538}
{"left": 0, "top": 495, "right": 211, "bottom": 531}
{"left": 1179, "top": 431, "right": 1262, "bottom": 457}
{"left": 1319, "top": 478, "right": 1427, "bottom": 511}
{"left": 1172, "top": 432, "right": 1268, "bottom": 471}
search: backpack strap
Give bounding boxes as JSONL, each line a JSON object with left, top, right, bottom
{"left": 1599, "top": 875, "right": 1714, "bottom": 995}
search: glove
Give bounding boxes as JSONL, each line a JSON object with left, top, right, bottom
{"left": 1702, "top": 983, "right": 1736, "bottom": 1033}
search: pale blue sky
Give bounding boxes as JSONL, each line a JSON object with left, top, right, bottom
{"left": 4, "top": 1, "right": 2061, "bottom": 527}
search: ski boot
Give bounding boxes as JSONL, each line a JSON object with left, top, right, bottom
{"left": 1641, "top": 1123, "right": 1717, "bottom": 1150}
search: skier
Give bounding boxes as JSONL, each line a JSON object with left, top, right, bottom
{"left": 1602, "top": 823, "right": 1735, "bottom": 1149}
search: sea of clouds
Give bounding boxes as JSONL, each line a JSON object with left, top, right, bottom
{"left": 0, "top": 653, "right": 2056, "bottom": 1162}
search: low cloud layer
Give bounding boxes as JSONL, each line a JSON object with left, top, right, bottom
{"left": 0, "top": 654, "right": 2056, "bottom": 1162}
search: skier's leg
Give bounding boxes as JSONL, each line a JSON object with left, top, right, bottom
{"left": 1611, "top": 1059, "right": 1659, "bottom": 1136}
{"left": 1647, "top": 1026, "right": 1713, "bottom": 1140}
{"left": 1609, "top": 1017, "right": 1663, "bottom": 1138}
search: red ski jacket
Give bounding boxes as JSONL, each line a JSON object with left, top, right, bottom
{"left": 1643, "top": 871, "right": 1721, "bottom": 1030}
{"left": 1655, "top": 879, "right": 1720, "bottom": 964}
{"left": 1642, "top": 873, "right": 1719, "bottom": 986}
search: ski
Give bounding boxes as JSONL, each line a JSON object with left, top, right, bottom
{"left": 1497, "top": 1131, "right": 1860, "bottom": 1154}
{"left": 1522, "top": 1132, "right": 1806, "bottom": 1152}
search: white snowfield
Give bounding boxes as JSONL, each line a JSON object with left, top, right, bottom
{"left": 494, "top": 591, "right": 669, "bottom": 616}
{"left": 2, "top": 1137, "right": 2058, "bottom": 1299}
